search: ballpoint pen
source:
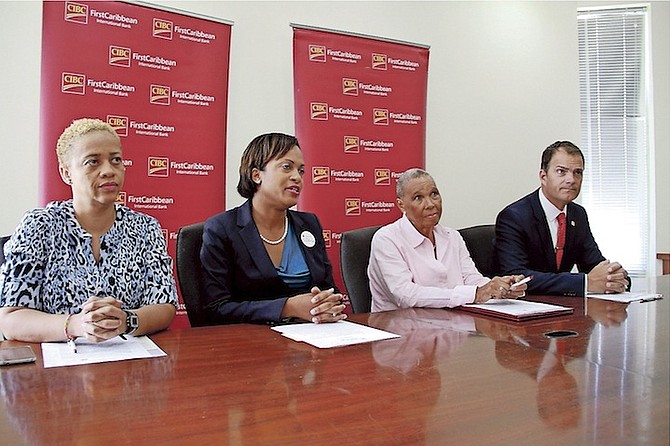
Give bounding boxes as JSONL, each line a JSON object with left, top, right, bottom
{"left": 639, "top": 295, "right": 663, "bottom": 303}
{"left": 511, "top": 275, "right": 533, "bottom": 288}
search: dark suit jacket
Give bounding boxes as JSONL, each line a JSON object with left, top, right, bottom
{"left": 493, "top": 189, "right": 605, "bottom": 296}
{"left": 200, "top": 200, "right": 336, "bottom": 324}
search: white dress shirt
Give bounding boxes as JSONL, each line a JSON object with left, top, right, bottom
{"left": 538, "top": 189, "right": 564, "bottom": 251}
{"left": 537, "top": 189, "right": 587, "bottom": 293}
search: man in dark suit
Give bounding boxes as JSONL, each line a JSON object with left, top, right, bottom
{"left": 494, "top": 141, "right": 629, "bottom": 296}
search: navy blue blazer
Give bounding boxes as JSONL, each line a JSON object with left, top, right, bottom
{"left": 493, "top": 189, "right": 605, "bottom": 297}
{"left": 200, "top": 200, "right": 336, "bottom": 324}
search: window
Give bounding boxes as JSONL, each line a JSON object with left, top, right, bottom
{"left": 578, "top": 5, "right": 653, "bottom": 276}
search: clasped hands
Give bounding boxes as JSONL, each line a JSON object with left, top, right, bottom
{"left": 587, "top": 260, "right": 628, "bottom": 294}
{"left": 283, "top": 286, "right": 348, "bottom": 323}
{"left": 68, "top": 296, "right": 127, "bottom": 342}
{"left": 474, "top": 275, "right": 528, "bottom": 304}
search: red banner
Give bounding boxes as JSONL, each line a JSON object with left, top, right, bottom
{"left": 293, "top": 26, "right": 429, "bottom": 293}
{"left": 40, "top": 1, "right": 232, "bottom": 327}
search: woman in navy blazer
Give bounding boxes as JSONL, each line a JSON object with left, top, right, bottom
{"left": 200, "top": 133, "right": 347, "bottom": 324}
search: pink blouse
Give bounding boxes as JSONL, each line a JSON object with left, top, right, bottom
{"left": 368, "top": 215, "right": 489, "bottom": 312}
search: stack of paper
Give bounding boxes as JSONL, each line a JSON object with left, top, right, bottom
{"left": 458, "top": 299, "right": 573, "bottom": 321}
{"left": 41, "top": 335, "right": 166, "bottom": 368}
{"left": 271, "top": 320, "right": 400, "bottom": 348}
{"left": 587, "top": 292, "right": 663, "bottom": 303}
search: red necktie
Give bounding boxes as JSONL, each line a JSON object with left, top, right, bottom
{"left": 556, "top": 212, "right": 566, "bottom": 269}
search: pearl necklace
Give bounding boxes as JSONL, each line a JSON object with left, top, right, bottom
{"left": 258, "top": 216, "right": 288, "bottom": 245}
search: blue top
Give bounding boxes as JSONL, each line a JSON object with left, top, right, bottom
{"left": 276, "top": 222, "right": 311, "bottom": 290}
{"left": 200, "top": 199, "right": 337, "bottom": 324}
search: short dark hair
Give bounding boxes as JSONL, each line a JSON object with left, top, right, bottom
{"left": 540, "top": 141, "right": 584, "bottom": 171}
{"left": 237, "top": 133, "right": 300, "bottom": 199}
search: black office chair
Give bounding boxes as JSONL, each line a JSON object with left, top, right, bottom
{"left": 340, "top": 225, "right": 382, "bottom": 314}
{"left": 458, "top": 224, "right": 497, "bottom": 278}
{"left": 0, "top": 235, "right": 10, "bottom": 266}
{"left": 176, "top": 222, "right": 209, "bottom": 327}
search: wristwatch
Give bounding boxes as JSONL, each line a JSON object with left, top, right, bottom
{"left": 124, "top": 310, "right": 139, "bottom": 335}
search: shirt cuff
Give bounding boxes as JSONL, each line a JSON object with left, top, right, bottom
{"left": 452, "top": 285, "right": 479, "bottom": 307}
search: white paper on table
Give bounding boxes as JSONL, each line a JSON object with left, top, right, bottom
{"left": 462, "top": 299, "right": 573, "bottom": 317}
{"left": 587, "top": 292, "right": 663, "bottom": 304}
{"left": 271, "top": 320, "right": 400, "bottom": 348}
{"left": 41, "top": 335, "right": 166, "bottom": 368}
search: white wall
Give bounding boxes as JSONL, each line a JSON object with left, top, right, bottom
{"left": 1, "top": 1, "right": 667, "bottom": 269}
{"left": 649, "top": 1, "right": 670, "bottom": 255}
{"left": 0, "top": 1, "right": 42, "bottom": 234}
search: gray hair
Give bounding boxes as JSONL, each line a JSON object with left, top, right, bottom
{"left": 396, "top": 168, "right": 433, "bottom": 198}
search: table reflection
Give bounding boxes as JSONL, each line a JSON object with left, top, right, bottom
{"left": 494, "top": 337, "right": 581, "bottom": 429}
{"left": 367, "top": 309, "right": 476, "bottom": 444}
{"left": 369, "top": 309, "right": 475, "bottom": 375}
{"left": 0, "top": 352, "right": 176, "bottom": 445}
{"left": 585, "top": 298, "right": 629, "bottom": 327}
{"left": 473, "top": 297, "right": 630, "bottom": 431}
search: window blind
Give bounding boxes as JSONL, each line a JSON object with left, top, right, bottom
{"left": 578, "top": 5, "right": 651, "bottom": 276}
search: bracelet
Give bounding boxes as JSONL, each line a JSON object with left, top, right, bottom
{"left": 64, "top": 314, "right": 75, "bottom": 341}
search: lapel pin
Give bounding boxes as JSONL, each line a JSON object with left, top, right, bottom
{"left": 300, "top": 230, "right": 316, "bottom": 248}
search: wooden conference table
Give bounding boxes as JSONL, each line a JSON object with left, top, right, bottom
{"left": 0, "top": 276, "right": 667, "bottom": 445}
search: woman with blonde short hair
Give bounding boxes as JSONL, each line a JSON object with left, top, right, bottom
{"left": 0, "top": 118, "right": 178, "bottom": 343}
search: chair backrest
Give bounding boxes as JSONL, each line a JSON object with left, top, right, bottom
{"left": 176, "top": 222, "right": 208, "bottom": 327}
{"left": 458, "top": 224, "right": 497, "bottom": 278}
{"left": 340, "top": 225, "right": 382, "bottom": 314}
{"left": 0, "top": 235, "right": 10, "bottom": 266}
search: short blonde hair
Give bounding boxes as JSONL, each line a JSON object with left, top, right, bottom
{"left": 56, "top": 118, "right": 120, "bottom": 165}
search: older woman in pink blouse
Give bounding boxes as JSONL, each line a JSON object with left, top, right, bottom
{"left": 368, "top": 168, "right": 527, "bottom": 312}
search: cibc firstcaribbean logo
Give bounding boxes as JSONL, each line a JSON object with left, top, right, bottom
{"left": 312, "top": 167, "right": 330, "bottom": 184}
{"left": 309, "top": 45, "right": 326, "bottom": 62}
{"left": 375, "top": 169, "right": 391, "bottom": 186}
{"left": 322, "top": 229, "right": 331, "bottom": 248}
{"left": 373, "top": 108, "right": 389, "bottom": 126}
{"left": 310, "top": 102, "right": 328, "bottom": 121}
{"left": 148, "top": 157, "right": 169, "bottom": 177}
{"left": 344, "top": 136, "right": 359, "bottom": 154}
{"left": 61, "top": 72, "right": 86, "bottom": 95}
{"left": 153, "top": 18, "right": 173, "bottom": 40}
{"left": 150, "top": 84, "right": 171, "bottom": 106}
{"left": 106, "top": 115, "right": 129, "bottom": 137}
{"left": 345, "top": 198, "right": 361, "bottom": 216}
{"left": 115, "top": 191, "right": 127, "bottom": 206}
{"left": 64, "top": 1, "right": 88, "bottom": 24}
{"left": 372, "top": 53, "right": 387, "bottom": 70}
{"left": 342, "top": 78, "right": 358, "bottom": 96}
{"left": 109, "top": 45, "right": 131, "bottom": 68}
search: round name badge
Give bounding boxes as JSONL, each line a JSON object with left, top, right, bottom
{"left": 300, "top": 230, "right": 316, "bottom": 248}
